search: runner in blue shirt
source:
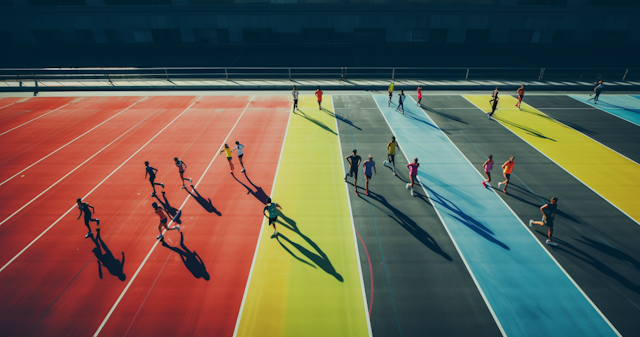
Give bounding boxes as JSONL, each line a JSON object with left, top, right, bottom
{"left": 363, "top": 155, "right": 376, "bottom": 196}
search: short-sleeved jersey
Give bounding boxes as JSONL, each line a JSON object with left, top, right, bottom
{"left": 223, "top": 147, "right": 232, "bottom": 158}
{"left": 348, "top": 155, "right": 361, "bottom": 169}
{"left": 503, "top": 161, "right": 515, "bottom": 174}
{"left": 233, "top": 144, "right": 244, "bottom": 156}
{"left": 175, "top": 160, "right": 185, "bottom": 171}
{"left": 264, "top": 203, "right": 278, "bottom": 219}
{"left": 388, "top": 83, "right": 394, "bottom": 93}
{"left": 417, "top": 88, "right": 422, "bottom": 99}
{"left": 398, "top": 94, "right": 405, "bottom": 104}
{"left": 407, "top": 163, "right": 419, "bottom": 177}
{"left": 364, "top": 161, "right": 375, "bottom": 176}
{"left": 292, "top": 90, "right": 299, "bottom": 100}
{"left": 316, "top": 89, "right": 323, "bottom": 101}
{"left": 145, "top": 166, "right": 155, "bottom": 176}
{"left": 155, "top": 208, "right": 167, "bottom": 220}
{"left": 388, "top": 141, "right": 397, "bottom": 155}
{"left": 78, "top": 202, "right": 91, "bottom": 214}
{"left": 543, "top": 203, "right": 557, "bottom": 218}
{"left": 518, "top": 88, "right": 525, "bottom": 96}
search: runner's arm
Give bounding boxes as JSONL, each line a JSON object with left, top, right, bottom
{"left": 153, "top": 168, "right": 158, "bottom": 175}
{"left": 540, "top": 204, "right": 548, "bottom": 219}
{"left": 77, "top": 209, "right": 82, "bottom": 219}
{"left": 276, "top": 203, "right": 282, "bottom": 209}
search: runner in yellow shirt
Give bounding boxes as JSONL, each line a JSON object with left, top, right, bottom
{"left": 388, "top": 83, "right": 395, "bottom": 107}
{"left": 219, "top": 143, "right": 234, "bottom": 173}
{"left": 383, "top": 135, "right": 399, "bottom": 176}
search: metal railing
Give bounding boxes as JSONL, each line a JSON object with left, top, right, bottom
{"left": 0, "top": 67, "right": 636, "bottom": 83}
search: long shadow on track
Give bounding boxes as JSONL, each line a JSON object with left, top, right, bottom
{"left": 186, "top": 186, "right": 221, "bottom": 216}
{"left": 154, "top": 191, "right": 183, "bottom": 223}
{"left": 231, "top": 171, "right": 269, "bottom": 205}
{"left": 161, "top": 232, "right": 210, "bottom": 280}
{"left": 91, "top": 229, "right": 126, "bottom": 281}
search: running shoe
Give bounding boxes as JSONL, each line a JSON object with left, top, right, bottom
{"left": 96, "top": 219, "right": 100, "bottom": 226}
{"left": 406, "top": 183, "right": 410, "bottom": 190}
{"left": 394, "top": 172, "right": 397, "bottom": 176}
{"left": 157, "top": 234, "right": 164, "bottom": 240}
{"left": 383, "top": 160, "right": 387, "bottom": 166}
{"left": 498, "top": 182, "right": 503, "bottom": 189}
{"left": 152, "top": 192, "right": 156, "bottom": 197}
{"left": 189, "top": 178, "right": 192, "bottom": 183}
{"left": 411, "top": 190, "right": 415, "bottom": 197}
{"left": 175, "top": 225, "right": 180, "bottom": 232}
{"left": 503, "top": 189, "right": 507, "bottom": 194}
{"left": 241, "top": 168, "right": 245, "bottom": 173}
{"left": 365, "top": 191, "right": 369, "bottom": 196}
{"left": 181, "top": 186, "right": 186, "bottom": 190}
{"left": 161, "top": 183, "right": 165, "bottom": 188}
{"left": 85, "top": 232, "right": 92, "bottom": 238}
{"left": 528, "top": 220, "right": 533, "bottom": 227}
{"left": 546, "top": 240, "right": 557, "bottom": 246}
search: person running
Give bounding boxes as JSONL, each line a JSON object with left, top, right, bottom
{"left": 220, "top": 144, "right": 234, "bottom": 173}
{"left": 292, "top": 85, "right": 299, "bottom": 110}
{"left": 406, "top": 158, "right": 419, "bottom": 197}
{"left": 363, "top": 155, "right": 376, "bottom": 196}
{"left": 144, "top": 161, "right": 164, "bottom": 197}
{"left": 482, "top": 155, "right": 493, "bottom": 188}
{"left": 174, "top": 157, "right": 192, "bottom": 189}
{"left": 232, "top": 141, "right": 246, "bottom": 173}
{"left": 417, "top": 87, "right": 422, "bottom": 106}
{"left": 515, "top": 84, "right": 525, "bottom": 110}
{"left": 345, "top": 149, "right": 362, "bottom": 196}
{"left": 396, "top": 90, "right": 405, "bottom": 115}
{"left": 388, "top": 82, "right": 395, "bottom": 107}
{"left": 529, "top": 197, "right": 559, "bottom": 246}
{"left": 498, "top": 155, "right": 515, "bottom": 194}
{"left": 263, "top": 197, "right": 282, "bottom": 239}
{"left": 315, "top": 86, "right": 323, "bottom": 110}
{"left": 153, "top": 202, "right": 179, "bottom": 240}
{"left": 489, "top": 87, "right": 499, "bottom": 104}
{"left": 77, "top": 198, "right": 99, "bottom": 238}
{"left": 383, "top": 136, "right": 398, "bottom": 176}
{"left": 488, "top": 96, "right": 499, "bottom": 119}
{"left": 589, "top": 81, "right": 604, "bottom": 104}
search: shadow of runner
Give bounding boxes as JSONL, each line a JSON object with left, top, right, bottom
{"left": 294, "top": 108, "right": 337, "bottom": 135}
{"left": 231, "top": 171, "right": 269, "bottom": 204}
{"left": 494, "top": 116, "right": 556, "bottom": 142}
{"left": 275, "top": 212, "right": 343, "bottom": 282}
{"left": 91, "top": 229, "right": 126, "bottom": 281}
{"left": 322, "top": 108, "right": 362, "bottom": 130}
{"left": 162, "top": 232, "right": 210, "bottom": 280}
{"left": 154, "top": 192, "right": 182, "bottom": 224}
{"left": 186, "top": 185, "right": 221, "bottom": 216}
{"left": 365, "top": 191, "right": 452, "bottom": 261}
{"left": 425, "top": 186, "right": 510, "bottom": 250}
{"left": 421, "top": 105, "right": 469, "bottom": 125}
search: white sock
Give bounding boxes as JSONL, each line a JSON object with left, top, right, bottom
{"left": 411, "top": 188, "right": 414, "bottom": 193}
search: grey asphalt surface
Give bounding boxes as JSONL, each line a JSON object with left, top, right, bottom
{"left": 524, "top": 95, "right": 640, "bottom": 164}
{"left": 412, "top": 94, "right": 640, "bottom": 337}
{"left": 333, "top": 95, "right": 501, "bottom": 337}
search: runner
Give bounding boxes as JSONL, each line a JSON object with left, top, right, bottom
{"left": 292, "top": 85, "right": 299, "bottom": 110}
{"left": 498, "top": 155, "right": 515, "bottom": 194}
{"left": 77, "top": 198, "right": 99, "bottom": 238}
{"left": 383, "top": 136, "right": 398, "bottom": 176}
{"left": 345, "top": 149, "right": 362, "bottom": 196}
{"left": 416, "top": 87, "right": 422, "bottom": 106}
{"left": 529, "top": 197, "right": 559, "bottom": 246}
{"left": 388, "top": 82, "right": 395, "bottom": 107}
{"left": 489, "top": 87, "right": 499, "bottom": 104}
{"left": 363, "top": 155, "right": 376, "bottom": 196}
{"left": 220, "top": 143, "right": 234, "bottom": 173}
{"left": 488, "top": 96, "right": 499, "bottom": 119}
{"left": 515, "top": 84, "right": 525, "bottom": 110}
{"left": 153, "top": 201, "right": 179, "bottom": 240}
{"left": 315, "top": 86, "right": 323, "bottom": 110}
{"left": 174, "top": 157, "right": 192, "bottom": 189}
{"left": 144, "top": 161, "right": 164, "bottom": 197}
{"left": 263, "top": 197, "right": 282, "bottom": 239}
{"left": 589, "top": 80, "right": 604, "bottom": 104}
{"left": 232, "top": 141, "right": 246, "bottom": 173}
{"left": 396, "top": 90, "right": 405, "bottom": 115}
{"left": 406, "top": 158, "right": 419, "bottom": 197}
{"left": 482, "top": 154, "right": 493, "bottom": 188}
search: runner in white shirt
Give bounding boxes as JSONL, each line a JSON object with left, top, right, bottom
{"left": 292, "top": 85, "right": 299, "bottom": 110}
{"left": 232, "top": 141, "right": 246, "bottom": 172}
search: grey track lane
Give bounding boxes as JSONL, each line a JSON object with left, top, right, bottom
{"left": 413, "top": 94, "right": 640, "bottom": 337}
{"left": 333, "top": 95, "right": 501, "bottom": 337}
{"left": 524, "top": 95, "right": 640, "bottom": 164}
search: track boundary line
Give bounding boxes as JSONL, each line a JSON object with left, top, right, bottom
{"left": 464, "top": 95, "right": 640, "bottom": 227}
{"left": 569, "top": 94, "right": 640, "bottom": 128}
{"left": 93, "top": 96, "right": 254, "bottom": 337}
{"left": 0, "top": 101, "right": 72, "bottom": 137}
{"left": 332, "top": 95, "right": 374, "bottom": 336}
{"left": 0, "top": 100, "right": 197, "bottom": 273}
{"left": 0, "top": 98, "right": 146, "bottom": 187}
{"left": 231, "top": 99, "right": 293, "bottom": 337}
{"left": 461, "top": 95, "right": 623, "bottom": 336}
{"left": 0, "top": 102, "right": 16, "bottom": 110}
{"left": 373, "top": 94, "right": 508, "bottom": 337}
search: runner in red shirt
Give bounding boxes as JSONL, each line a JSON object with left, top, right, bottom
{"left": 515, "top": 85, "right": 525, "bottom": 110}
{"left": 315, "top": 86, "right": 323, "bottom": 110}
{"left": 153, "top": 202, "right": 180, "bottom": 240}
{"left": 406, "top": 158, "right": 420, "bottom": 197}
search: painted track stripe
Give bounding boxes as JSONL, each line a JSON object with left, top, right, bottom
{"left": 0, "top": 98, "right": 146, "bottom": 187}
{"left": 568, "top": 94, "right": 640, "bottom": 128}
{"left": 0, "top": 100, "right": 197, "bottom": 273}
{"left": 93, "top": 96, "right": 253, "bottom": 337}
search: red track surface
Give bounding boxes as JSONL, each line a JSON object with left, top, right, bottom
{"left": 0, "top": 97, "right": 74, "bottom": 133}
{"left": 0, "top": 95, "right": 290, "bottom": 336}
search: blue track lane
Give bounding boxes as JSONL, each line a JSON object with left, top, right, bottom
{"left": 569, "top": 94, "right": 640, "bottom": 127}
{"left": 372, "top": 94, "right": 619, "bottom": 337}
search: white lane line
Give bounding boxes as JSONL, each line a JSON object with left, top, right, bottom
{"left": 0, "top": 98, "right": 146, "bottom": 187}
{"left": 231, "top": 100, "right": 292, "bottom": 337}
{"left": 0, "top": 100, "right": 198, "bottom": 274}
{"left": 331, "top": 95, "right": 373, "bottom": 337}
{"left": 0, "top": 102, "right": 72, "bottom": 137}
{"left": 94, "top": 96, "right": 254, "bottom": 337}
{"left": 461, "top": 95, "right": 622, "bottom": 336}
{"left": 569, "top": 95, "right": 640, "bottom": 129}
{"left": 372, "top": 94, "right": 508, "bottom": 337}
{"left": 0, "top": 102, "right": 16, "bottom": 110}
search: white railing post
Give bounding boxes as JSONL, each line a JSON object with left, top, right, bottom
{"left": 622, "top": 69, "right": 628, "bottom": 81}
{"left": 465, "top": 68, "right": 469, "bottom": 80}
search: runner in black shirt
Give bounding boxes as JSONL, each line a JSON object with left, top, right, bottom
{"left": 145, "top": 161, "right": 164, "bottom": 197}
{"left": 529, "top": 197, "right": 559, "bottom": 246}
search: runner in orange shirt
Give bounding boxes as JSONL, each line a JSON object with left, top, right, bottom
{"left": 153, "top": 202, "right": 179, "bottom": 240}
{"left": 315, "top": 86, "right": 323, "bottom": 110}
{"left": 498, "top": 155, "right": 515, "bottom": 194}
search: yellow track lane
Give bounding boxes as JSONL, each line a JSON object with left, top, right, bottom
{"left": 236, "top": 95, "right": 369, "bottom": 336}
{"left": 465, "top": 95, "right": 640, "bottom": 224}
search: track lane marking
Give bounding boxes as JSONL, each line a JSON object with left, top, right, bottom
{"left": 93, "top": 96, "right": 254, "bottom": 337}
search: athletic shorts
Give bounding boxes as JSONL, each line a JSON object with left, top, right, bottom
{"left": 149, "top": 175, "right": 156, "bottom": 183}
{"left": 518, "top": 94, "right": 524, "bottom": 101}
{"left": 84, "top": 213, "right": 93, "bottom": 220}
{"left": 350, "top": 167, "right": 358, "bottom": 175}
{"left": 269, "top": 217, "right": 277, "bottom": 225}
{"left": 388, "top": 154, "right": 395, "bottom": 162}
{"left": 294, "top": 99, "right": 298, "bottom": 104}
{"left": 179, "top": 169, "right": 185, "bottom": 173}
{"left": 504, "top": 173, "right": 511, "bottom": 180}
{"left": 365, "top": 174, "right": 372, "bottom": 180}
{"left": 543, "top": 216, "right": 554, "bottom": 228}
{"left": 227, "top": 157, "right": 232, "bottom": 161}
{"left": 160, "top": 218, "right": 168, "bottom": 224}
{"left": 238, "top": 154, "right": 243, "bottom": 159}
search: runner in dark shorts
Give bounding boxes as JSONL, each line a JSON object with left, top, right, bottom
{"left": 77, "top": 198, "right": 99, "bottom": 238}
{"left": 153, "top": 201, "right": 179, "bottom": 240}
{"left": 263, "top": 198, "right": 282, "bottom": 238}
{"left": 529, "top": 197, "right": 559, "bottom": 246}
{"left": 144, "top": 161, "right": 164, "bottom": 197}
{"left": 498, "top": 155, "right": 515, "bottom": 194}
{"left": 515, "top": 84, "right": 525, "bottom": 110}
{"left": 345, "top": 149, "right": 362, "bottom": 196}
